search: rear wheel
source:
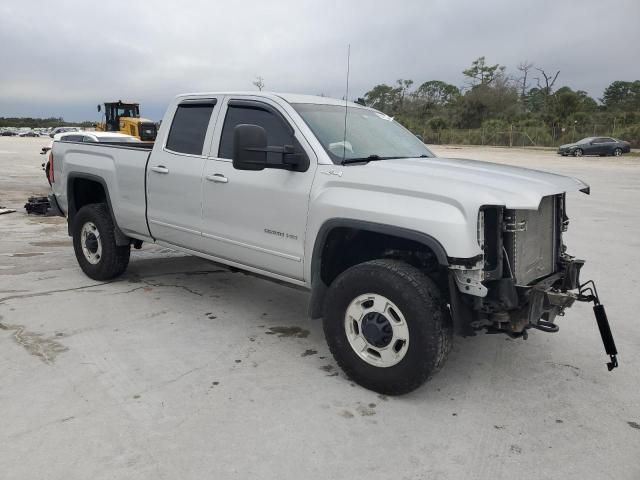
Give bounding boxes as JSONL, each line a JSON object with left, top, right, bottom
{"left": 613, "top": 147, "right": 622, "bottom": 157}
{"left": 72, "top": 203, "right": 130, "bottom": 280}
{"left": 573, "top": 148, "right": 583, "bottom": 157}
{"left": 323, "top": 259, "right": 452, "bottom": 395}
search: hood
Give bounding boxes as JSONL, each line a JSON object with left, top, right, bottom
{"left": 333, "top": 156, "right": 589, "bottom": 211}
{"left": 559, "top": 143, "right": 577, "bottom": 149}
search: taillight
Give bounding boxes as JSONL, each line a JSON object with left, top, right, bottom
{"left": 48, "top": 151, "right": 54, "bottom": 183}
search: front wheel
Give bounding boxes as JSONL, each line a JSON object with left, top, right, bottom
{"left": 72, "top": 203, "right": 130, "bottom": 280}
{"left": 323, "top": 259, "right": 452, "bottom": 395}
{"left": 613, "top": 147, "right": 622, "bottom": 157}
{"left": 573, "top": 148, "right": 583, "bottom": 157}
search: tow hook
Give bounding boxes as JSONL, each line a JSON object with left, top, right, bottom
{"left": 577, "top": 280, "right": 618, "bottom": 371}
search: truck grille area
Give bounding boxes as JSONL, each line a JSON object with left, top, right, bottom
{"left": 503, "top": 195, "right": 558, "bottom": 286}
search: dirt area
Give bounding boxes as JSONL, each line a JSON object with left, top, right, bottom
{"left": 1, "top": 137, "right": 638, "bottom": 479}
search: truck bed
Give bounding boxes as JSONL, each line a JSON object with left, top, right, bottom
{"left": 51, "top": 140, "right": 153, "bottom": 239}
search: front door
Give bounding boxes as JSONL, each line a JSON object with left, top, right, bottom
{"left": 201, "top": 98, "right": 317, "bottom": 281}
{"left": 146, "top": 98, "right": 220, "bottom": 250}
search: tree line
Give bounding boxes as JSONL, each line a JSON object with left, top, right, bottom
{"left": 360, "top": 57, "right": 640, "bottom": 147}
{"left": 0, "top": 117, "right": 93, "bottom": 129}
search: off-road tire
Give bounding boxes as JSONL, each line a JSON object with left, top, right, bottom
{"left": 72, "top": 203, "right": 130, "bottom": 280}
{"left": 323, "top": 259, "right": 452, "bottom": 395}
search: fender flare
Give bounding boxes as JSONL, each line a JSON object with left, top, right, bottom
{"left": 308, "top": 218, "right": 450, "bottom": 319}
{"left": 66, "top": 172, "right": 130, "bottom": 246}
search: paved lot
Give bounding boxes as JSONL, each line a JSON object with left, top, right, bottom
{"left": 1, "top": 137, "right": 638, "bottom": 479}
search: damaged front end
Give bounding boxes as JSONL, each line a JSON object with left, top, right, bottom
{"left": 449, "top": 194, "right": 618, "bottom": 370}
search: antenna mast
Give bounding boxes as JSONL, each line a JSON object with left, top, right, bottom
{"left": 342, "top": 44, "right": 351, "bottom": 163}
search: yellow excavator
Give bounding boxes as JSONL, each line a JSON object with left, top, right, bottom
{"left": 95, "top": 101, "right": 157, "bottom": 141}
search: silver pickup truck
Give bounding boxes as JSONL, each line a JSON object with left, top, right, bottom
{"left": 49, "top": 92, "right": 617, "bottom": 394}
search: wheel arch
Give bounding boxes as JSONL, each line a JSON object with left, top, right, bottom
{"left": 308, "top": 218, "right": 450, "bottom": 319}
{"left": 66, "top": 173, "right": 129, "bottom": 246}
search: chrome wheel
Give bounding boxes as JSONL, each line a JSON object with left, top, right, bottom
{"left": 614, "top": 148, "right": 622, "bottom": 157}
{"left": 344, "top": 293, "right": 410, "bottom": 368}
{"left": 80, "top": 221, "right": 102, "bottom": 265}
{"left": 574, "top": 148, "right": 583, "bottom": 157}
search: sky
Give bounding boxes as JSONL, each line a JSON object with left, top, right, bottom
{"left": 1, "top": 0, "right": 638, "bottom": 121}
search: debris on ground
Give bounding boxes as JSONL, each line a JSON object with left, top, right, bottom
{"left": 0, "top": 207, "right": 16, "bottom": 215}
{"left": 24, "top": 196, "right": 50, "bottom": 215}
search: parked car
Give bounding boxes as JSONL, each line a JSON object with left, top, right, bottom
{"left": 558, "top": 137, "right": 631, "bottom": 157}
{"left": 19, "top": 130, "right": 40, "bottom": 137}
{"left": 48, "top": 92, "right": 618, "bottom": 395}
{"left": 1, "top": 130, "right": 18, "bottom": 136}
{"left": 49, "top": 126, "right": 80, "bottom": 138}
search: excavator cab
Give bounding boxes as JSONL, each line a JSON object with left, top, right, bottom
{"left": 96, "top": 101, "right": 157, "bottom": 141}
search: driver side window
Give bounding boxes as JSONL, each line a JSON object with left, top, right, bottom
{"left": 218, "top": 105, "right": 294, "bottom": 161}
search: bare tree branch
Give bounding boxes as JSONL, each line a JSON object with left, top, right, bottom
{"left": 252, "top": 76, "right": 265, "bottom": 91}
{"left": 517, "top": 61, "right": 534, "bottom": 97}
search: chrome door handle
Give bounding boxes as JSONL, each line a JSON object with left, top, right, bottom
{"left": 150, "top": 165, "right": 169, "bottom": 174}
{"left": 206, "top": 174, "right": 228, "bottom": 183}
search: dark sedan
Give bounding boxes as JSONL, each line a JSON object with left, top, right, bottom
{"left": 558, "top": 137, "right": 631, "bottom": 157}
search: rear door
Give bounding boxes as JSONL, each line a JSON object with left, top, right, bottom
{"left": 599, "top": 137, "right": 616, "bottom": 154}
{"left": 200, "top": 97, "right": 317, "bottom": 281}
{"left": 146, "top": 98, "right": 221, "bottom": 250}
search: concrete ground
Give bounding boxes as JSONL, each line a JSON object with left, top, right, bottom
{"left": 0, "top": 137, "right": 638, "bottom": 480}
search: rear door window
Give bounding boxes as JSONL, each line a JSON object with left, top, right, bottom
{"left": 166, "top": 101, "right": 216, "bottom": 155}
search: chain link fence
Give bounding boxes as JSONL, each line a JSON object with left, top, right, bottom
{"left": 418, "top": 124, "right": 639, "bottom": 148}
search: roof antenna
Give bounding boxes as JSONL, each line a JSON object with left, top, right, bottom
{"left": 341, "top": 44, "right": 351, "bottom": 164}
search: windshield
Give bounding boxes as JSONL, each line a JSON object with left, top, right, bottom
{"left": 577, "top": 137, "right": 595, "bottom": 144}
{"left": 116, "top": 105, "right": 139, "bottom": 118}
{"left": 292, "top": 103, "right": 434, "bottom": 163}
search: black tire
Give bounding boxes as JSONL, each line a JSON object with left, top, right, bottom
{"left": 323, "top": 259, "right": 452, "bottom": 395}
{"left": 573, "top": 148, "right": 583, "bottom": 157}
{"left": 72, "top": 203, "right": 130, "bottom": 280}
{"left": 613, "top": 148, "right": 622, "bottom": 157}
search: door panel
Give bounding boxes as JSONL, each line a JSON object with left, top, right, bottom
{"left": 200, "top": 98, "right": 316, "bottom": 280}
{"left": 146, "top": 98, "right": 221, "bottom": 250}
{"left": 589, "top": 138, "right": 603, "bottom": 155}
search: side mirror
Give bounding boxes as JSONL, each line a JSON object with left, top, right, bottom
{"left": 233, "top": 124, "right": 268, "bottom": 171}
{"left": 97, "top": 104, "right": 101, "bottom": 112}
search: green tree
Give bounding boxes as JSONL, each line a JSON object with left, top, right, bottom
{"left": 364, "top": 84, "right": 401, "bottom": 114}
{"left": 463, "top": 57, "right": 505, "bottom": 86}
{"left": 427, "top": 116, "right": 448, "bottom": 130}
{"left": 601, "top": 80, "right": 640, "bottom": 111}
{"left": 396, "top": 79, "right": 414, "bottom": 109}
{"left": 415, "top": 80, "right": 460, "bottom": 110}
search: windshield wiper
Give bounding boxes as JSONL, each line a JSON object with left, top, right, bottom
{"left": 341, "top": 155, "right": 404, "bottom": 165}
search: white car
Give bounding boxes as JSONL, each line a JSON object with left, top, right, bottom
{"left": 49, "top": 126, "right": 80, "bottom": 138}
{"left": 42, "top": 131, "right": 140, "bottom": 153}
